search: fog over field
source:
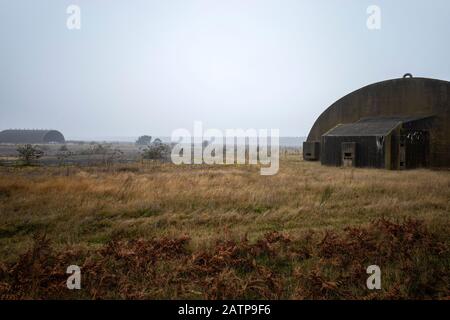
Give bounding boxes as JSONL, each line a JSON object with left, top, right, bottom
{"left": 0, "top": 0, "right": 449, "bottom": 304}
{"left": 1, "top": 1, "right": 450, "bottom": 137}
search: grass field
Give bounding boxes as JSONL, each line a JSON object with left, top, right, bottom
{"left": 0, "top": 157, "right": 449, "bottom": 299}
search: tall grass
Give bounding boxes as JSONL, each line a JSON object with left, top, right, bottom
{"left": 0, "top": 157, "right": 449, "bottom": 299}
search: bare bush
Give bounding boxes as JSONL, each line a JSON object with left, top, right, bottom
{"left": 141, "top": 139, "right": 171, "bottom": 161}
{"left": 16, "top": 144, "right": 44, "bottom": 166}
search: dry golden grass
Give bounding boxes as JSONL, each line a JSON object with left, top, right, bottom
{"left": 0, "top": 157, "right": 449, "bottom": 299}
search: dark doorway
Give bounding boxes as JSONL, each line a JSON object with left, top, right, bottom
{"left": 403, "top": 130, "right": 430, "bottom": 168}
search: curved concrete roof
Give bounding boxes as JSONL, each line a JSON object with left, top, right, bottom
{"left": 306, "top": 77, "right": 450, "bottom": 167}
{"left": 0, "top": 129, "right": 65, "bottom": 144}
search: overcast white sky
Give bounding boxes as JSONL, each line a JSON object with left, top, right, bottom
{"left": 0, "top": 0, "right": 449, "bottom": 139}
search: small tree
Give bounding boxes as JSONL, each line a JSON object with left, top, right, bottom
{"left": 136, "top": 135, "right": 152, "bottom": 146}
{"left": 17, "top": 144, "right": 44, "bottom": 166}
{"left": 141, "top": 139, "right": 171, "bottom": 161}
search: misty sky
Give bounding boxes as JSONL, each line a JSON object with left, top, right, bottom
{"left": 0, "top": 0, "right": 449, "bottom": 139}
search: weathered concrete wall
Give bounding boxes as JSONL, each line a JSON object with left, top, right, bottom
{"left": 307, "top": 77, "right": 450, "bottom": 167}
